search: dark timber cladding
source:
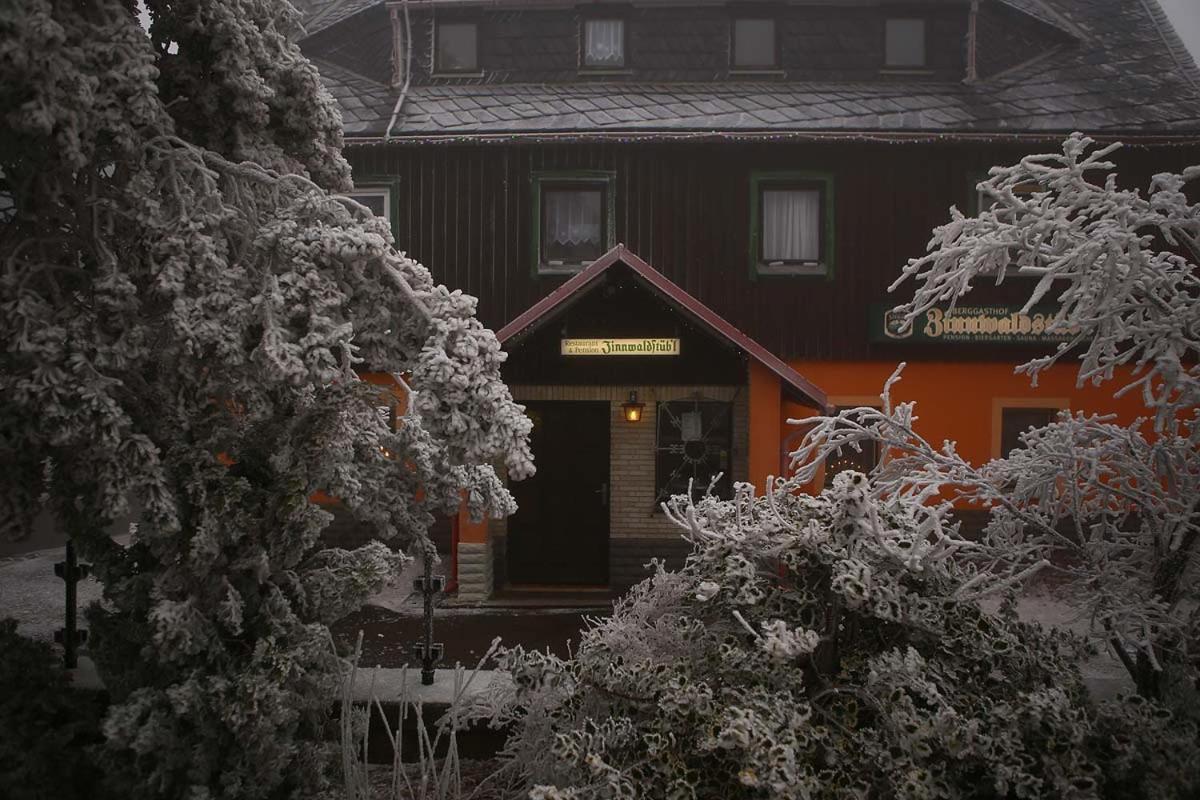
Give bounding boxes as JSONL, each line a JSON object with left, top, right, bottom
{"left": 501, "top": 262, "right": 746, "bottom": 387}
{"left": 348, "top": 140, "right": 1188, "bottom": 361}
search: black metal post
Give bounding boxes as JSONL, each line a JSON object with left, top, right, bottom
{"left": 421, "top": 550, "right": 436, "bottom": 685}
{"left": 412, "top": 548, "right": 445, "bottom": 686}
{"left": 54, "top": 539, "right": 90, "bottom": 669}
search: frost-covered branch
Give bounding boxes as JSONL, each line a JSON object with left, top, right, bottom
{"left": 787, "top": 137, "right": 1200, "bottom": 701}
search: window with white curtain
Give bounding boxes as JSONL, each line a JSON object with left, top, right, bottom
{"left": 541, "top": 185, "right": 604, "bottom": 267}
{"left": 761, "top": 188, "right": 821, "bottom": 264}
{"left": 533, "top": 172, "right": 615, "bottom": 272}
{"left": 583, "top": 19, "right": 624, "bottom": 68}
{"left": 750, "top": 173, "right": 833, "bottom": 275}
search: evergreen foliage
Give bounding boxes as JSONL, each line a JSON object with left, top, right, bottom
{"left": 0, "top": 2, "right": 532, "bottom": 797}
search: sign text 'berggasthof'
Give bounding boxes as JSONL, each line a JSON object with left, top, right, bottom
{"left": 561, "top": 338, "right": 681, "bottom": 356}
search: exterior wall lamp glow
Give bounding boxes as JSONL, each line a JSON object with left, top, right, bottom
{"left": 622, "top": 390, "right": 645, "bottom": 423}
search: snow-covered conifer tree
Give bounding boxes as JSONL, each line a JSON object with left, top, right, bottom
{"left": 0, "top": 1, "right": 532, "bottom": 797}
{"left": 792, "top": 134, "right": 1199, "bottom": 704}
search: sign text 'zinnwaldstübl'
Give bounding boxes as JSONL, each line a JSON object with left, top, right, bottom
{"left": 561, "top": 338, "right": 681, "bottom": 356}
{"left": 869, "top": 305, "right": 1078, "bottom": 345}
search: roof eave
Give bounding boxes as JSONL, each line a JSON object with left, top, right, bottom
{"left": 346, "top": 129, "right": 1200, "bottom": 147}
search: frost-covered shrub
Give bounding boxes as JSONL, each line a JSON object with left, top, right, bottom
{"left": 792, "top": 136, "right": 1199, "bottom": 703}
{"left": 488, "top": 475, "right": 1199, "bottom": 799}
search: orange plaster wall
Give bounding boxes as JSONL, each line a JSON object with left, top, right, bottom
{"left": 784, "top": 360, "right": 1149, "bottom": 468}
{"left": 748, "top": 361, "right": 784, "bottom": 489}
{"left": 457, "top": 505, "right": 489, "bottom": 544}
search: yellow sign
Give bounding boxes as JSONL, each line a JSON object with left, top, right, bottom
{"left": 561, "top": 338, "right": 681, "bottom": 356}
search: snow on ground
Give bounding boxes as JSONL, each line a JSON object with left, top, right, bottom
{"left": 0, "top": 547, "right": 105, "bottom": 643}
{"left": 0, "top": 542, "right": 1132, "bottom": 698}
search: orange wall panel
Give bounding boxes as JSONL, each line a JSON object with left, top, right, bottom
{"left": 748, "top": 361, "right": 784, "bottom": 489}
{"left": 786, "top": 360, "right": 1149, "bottom": 467}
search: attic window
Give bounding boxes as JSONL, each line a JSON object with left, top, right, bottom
{"left": 885, "top": 18, "right": 926, "bottom": 67}
{"left": 583, "top": 19, "right": 625, "bottom": 68}
{"left": 732, "top": 19, "right": 777, "bottom": 69}
{"left": 435, "top": 21, "right": 478, "bottom": 73}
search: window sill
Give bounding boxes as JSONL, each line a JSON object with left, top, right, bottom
{"left": 431, "top": 71, "right": 486, "bottom": 79}
{"left": 756, "top": 263, "right": 829, "bottom": 277}
{"left": 537, "top": 264, "right": 589, "bottom": 276}
{"left": 578, "top": 68, "right": 633, "bottom": 76}
{"left": 729, "top": 68, "right": 785, "bottom": 77}
{"left": 878, "top": 67, "right": 935, "bottom": 76}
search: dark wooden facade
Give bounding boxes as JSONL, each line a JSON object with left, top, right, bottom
{"left": 348, "top": 139, "right": 1196, "bottom": 361}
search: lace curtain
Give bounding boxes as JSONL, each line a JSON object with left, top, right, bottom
{"left": 585, "top": 20, "right": 624, "bottom": 66}
{"left": 545, "top": 189, "right": 601, "bottom": 249}
{"left": 762, "top": 188, "right": 820, "bottom": 262}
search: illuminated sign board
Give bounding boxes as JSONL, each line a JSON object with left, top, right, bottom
{"left": 561, "top": 338, "right": 681, "bottom": 356}
{"left": 869, "top": 304, "right": 1077, "bottom": 344}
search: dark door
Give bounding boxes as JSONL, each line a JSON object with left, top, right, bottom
{"left": 507, "top": 401, "right": 610, "bottom": 586}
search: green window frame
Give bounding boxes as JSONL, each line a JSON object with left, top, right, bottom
{"left": 530, "top": 170, "right": 616, "bottom": 275}
{"left": 338, "top": 178, "right": 401, "bottom": 234}
{"left": 967, "top": 170, "right": 1048, "bottom": 279}
{"left": 749, "top": 170, "right": 835, "bottom": 278}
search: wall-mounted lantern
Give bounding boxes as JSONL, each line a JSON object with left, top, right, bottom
{"left": 621, "top": 390, "right": 645, "bottom": 423}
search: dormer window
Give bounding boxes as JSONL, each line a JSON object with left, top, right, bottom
{"left": 435, "top": 21, "right": 478, "bottom": 73}
{"left": 885, "top": 18, "right": 926, "bottom": 67}
{"left": 732, "top": 18, "right": 777, "bottom": 69}
{"left": 583, "top": 19, "right": 625, "bottom": 68}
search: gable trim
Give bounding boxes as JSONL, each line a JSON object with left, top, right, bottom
{"left": 496, "top": 244, "right": 829, "bottom": 409}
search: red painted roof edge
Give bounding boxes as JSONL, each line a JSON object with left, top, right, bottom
{"left": 495, "top": 244, "right": 829, "bottom": 410}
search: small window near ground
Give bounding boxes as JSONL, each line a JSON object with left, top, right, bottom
{"left": 339, "top": 188, "right": 391, "bottom": 230}
{"left": 1000, "top": 407, "right": 1057, "bottom": 457}
{"left": 732, "top": 19, "right": 777, "bottom": 69}
{"left": 823, "top": 406, "right": 881, "bottom": 488}
{"left": 656, "top": 400, "right": 734, "bottom": 505}
{"left": 436, "top": 21, "right": 478, "bottom": 73}
{"left": 532, "top": 172, "right": 615, "bottom": 272}
{"left": 885, "top": 18, "right": 926, "bottom": 67}
{"left": 583, "top": 19, "right": 624, "bottom": 68}
{"left": 750, "top": 172, "right": 835, "bottom": 276}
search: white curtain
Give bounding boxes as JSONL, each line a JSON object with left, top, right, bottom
{"left": 762, "top": 189, "right": 820, "bottom": 262}
{"left": 585, "top": 20, "right": 623, "bottom": 66}
{"left": 546, "top": 190, "right": 601, "bottom": 246}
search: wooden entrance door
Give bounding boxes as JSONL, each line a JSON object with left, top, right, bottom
{"left": 507, "top": 401, "right": 610, "bottom": 586}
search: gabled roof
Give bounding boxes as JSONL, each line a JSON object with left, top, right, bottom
{"left": 309, "top": 58, "right": 396, "bottom": 135}
{"left": 301, "top": 0, "right": 1200, "bottom": 140}
{"left": 496, "top": 245, "right": 828, "bottom": 410}
{"left": 358, "top": 77, "right": 1200, "bottom": 140}
{"left": 301, "top": 0, "right": 382, "bottom": 37}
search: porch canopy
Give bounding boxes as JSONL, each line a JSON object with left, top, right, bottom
{"left": 495, "top": 245, "right": 828, "bottom": 493}
{"left": 497, "top": 244, "right": 827, "bottom": 411}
